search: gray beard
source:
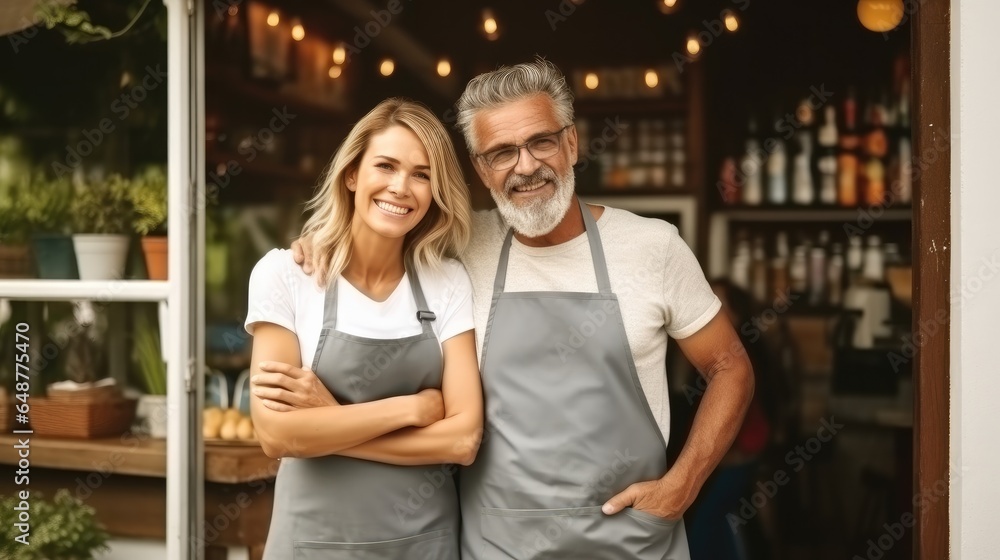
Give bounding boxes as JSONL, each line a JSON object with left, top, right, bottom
{"left": 491, "top": 169, "right": 575, "bottom": 238}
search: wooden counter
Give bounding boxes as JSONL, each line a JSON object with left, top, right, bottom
{"left": 0, "top": 434, "right": 279, "bottom": 559}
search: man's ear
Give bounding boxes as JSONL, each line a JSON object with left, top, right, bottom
{"left": 566, "top": 124, "right": 580, "bottom": 167}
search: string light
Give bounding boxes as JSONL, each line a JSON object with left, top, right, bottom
{"left": 328, "top": 66, "right": 342, "bottom": 79}
{"left": 857, "top": 0, "right": 904, "bottom": 32}
{"left": 644, "top": 70, "right": 659, "bottom": 88}
{"left": 724, "top": 10, "right": 739, "bottom": 32}
{"left": 266, "top": 11, "right": 279, "bottom": 26}
{"left": 227, "top": 4, "right": 238, "bottom": 16}
{"left": 686, "top": 34, "right": 701, "bottom": 56}
{"left": 332, "top": 44, "right": 346, "bottom": 65}
{"left": 380, "top": 59, "right": 395, "bottom": 76}
{"left": 291, "top": 20, "right": 305, "bottom": 41}
{"left": 584, "top": 72, "right": 599, "bottom": 90}
{"left": 482, "top": 9, "right": 500, "bottom": 40}
{"left": 436, "top": 59, "right": 452, "bottom": 77}
{"left": 658, "top": 0, "right": 679, "bottom": 15}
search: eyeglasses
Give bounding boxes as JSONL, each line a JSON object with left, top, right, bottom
{"left": 476, "top": 125, "right": 573, "bottom": 171}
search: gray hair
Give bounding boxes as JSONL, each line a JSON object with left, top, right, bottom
{"left": 455, "top": 58, "right": 575, "bottom": 154}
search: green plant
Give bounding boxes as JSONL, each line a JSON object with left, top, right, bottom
{"left": 0, "top": 490, "right": 110, "bottom": 560}
{"left": 6, "top": 174, "right": 74, "bottom": 236}
{"left": 35, "top": 0, "right": 164, "bottom": 45}
{"left": 71, "top": 175, "right": 136, "bottom": 235}
{"left": 0, "top": 183, "right": 30, "bottom": 244}
{"left": 133, "top": 309, "right": 166, "bottom": 395}
{"left": 131, "top": 165, "right": 168, "bottom": 236}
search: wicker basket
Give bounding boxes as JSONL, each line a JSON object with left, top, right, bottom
{"left": 31, "top": 396, "right": 138, "bottom": 439}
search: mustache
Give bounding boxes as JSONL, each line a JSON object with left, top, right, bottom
{"left": 504, "top": 167, "right": 558, "bottom": 193}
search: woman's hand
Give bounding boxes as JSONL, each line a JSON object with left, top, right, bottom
{"left": 411, "top": 388, "right": 445, "bottom": 427}
{"left": 253, "top": 361, "right": 339, "bottom": 412}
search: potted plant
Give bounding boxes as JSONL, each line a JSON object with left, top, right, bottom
{"left": 22, "top": 175, "right": 78, "bottom": 279}
{"left": 0, "top": 490, "right": 110, "bottom": 560}
{"left": 133, "top": 307, "right": 167, "bottom": 437}
{"left": 0, "top": 183, "right": 32, "bottom": 278}
{"left": 70, "top": 174, "right": 136, "bottom": 280}
{"left": 131, "top": 165, "right": 168, "bottom": 280}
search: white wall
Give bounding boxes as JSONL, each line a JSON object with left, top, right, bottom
{"left": 952, "top": 0, "right": 1000, "bottom": 557}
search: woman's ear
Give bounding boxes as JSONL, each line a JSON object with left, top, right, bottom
{"left": 346, "top": 169, "right": 358, "bottom": 192}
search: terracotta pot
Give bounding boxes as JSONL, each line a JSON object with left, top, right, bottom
{"left": 141, "top": 236, "right": 168, "bottom": 280}
{"left": 0, "top": 243, "right": 32, "bottom": 278}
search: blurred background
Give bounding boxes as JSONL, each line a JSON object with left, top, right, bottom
{"left": 0, "top": 1, "right": 919, "bottom": 559}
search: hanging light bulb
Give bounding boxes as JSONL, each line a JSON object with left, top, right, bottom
{"left": 227, "top": 4, "right": 238, "bottom": 16}
{"left": 291, "top": 20, "right": 305, "bottom": 41}
{"left": 644, "top": 70, "right": 659, "bottom": 88}
{"left": 658, "top": 0, "right": 679, "bottom": 15}
{"left": 266, "top": 11, "right": 280, "bottom": 26}
{"left": 328, "top": 65, "right": 342, "bottom": 79}
{"left": 584, "top": 72, "right": 599, "bottom": 90}
{"left": 857, "top": 0, "right": 904, "bottom": 32}
{"left": 482, "top": 9, "right": 500, "bottom": 40}
{"left": 436, "top": 59, "right": 452, "bottom": 77}
{"left": 723, "top": 10, "right": 739, "bottom": 32}
{"left": 380, "top": 59, "right": 395, "bottom": 77}
{"left": 686, "top": 34, "right": 701, "bottom": 56}
{"left": 332, "top": 44, "right": 347, "bottom": 65}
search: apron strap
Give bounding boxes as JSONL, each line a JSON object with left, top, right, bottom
{"left": 320, "top": 257, "right": 435, "bottom": 334}
{"left": 406, "top": 256, "right": 435, "bottom": 334}
{"left": 492, "top": 198, "right": 613, "bottom": 296}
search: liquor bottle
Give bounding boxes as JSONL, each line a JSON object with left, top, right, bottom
{"left": 669, "top": 120, "right": 686, "bottom": 189}
{"left": 789, "top": 241, "right": 809, "bottom": 301}
{"left": 817, "top": 106, "right": 839, "bottom": 205}
{"left": 792, "top": 131, "right": 815, "bottom": 205}
{"left": 740, "top": 118, "right": 764, "bottom": 206}
{"left": 827, "top": 242, "right": 846, "bottom": 306}
{"left": 863, "top": 100, "right": 889, "bottom": 206}
{"left": 651, "top": 119, "right": 669, "bottom": 189}
{"left": 730, "top": 235, "right": 752, "bottom": 292}
{"left": 837, "top": 89, "right": 860, "bottom": 207}
{"left": 894, "top": 82, "right": 913, "bottom": 205}
{"left": 719, "top": 157, "right": 740, "bottom": 205}
{"left": 808, "top": 230, "right": 829, "bottom": 306}
{"left": 862, "top": 235, "right": 886, "bottom": 283}
{"left": 846, "top": 235, "right": 864, "bottom": 287}
{"left": 767, "top": 115, "right": 788, "bottom": 205}
{"left": 751, "top": 236, "right": 769, "bottom": 304}
{"left": 770, "top": 231, "right": 790, "bottom": 302}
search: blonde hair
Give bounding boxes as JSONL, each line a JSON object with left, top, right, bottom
{"left": 302, "top": 98, "right": 472, "bottom": 287}
{"left": 455, "top": 57, "right": 575, "bottom": 154}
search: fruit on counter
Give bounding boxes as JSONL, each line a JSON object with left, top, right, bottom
{"left": 202, "top": 406, "right": 257, "bottom": 441}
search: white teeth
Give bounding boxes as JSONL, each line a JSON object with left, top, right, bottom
{"left": 513, "top": 182, "right": 546, "bottom": 193}
{"left": 375, "top": 200, "right": 411, "bottom": 215}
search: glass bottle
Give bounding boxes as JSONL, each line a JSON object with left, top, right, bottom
{"left": 740, "top": 118, "right": 764, "bottom": 206}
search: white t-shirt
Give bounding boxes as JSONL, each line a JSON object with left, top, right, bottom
{"left": 460, "top": 206, "right": 721, "bottom": 442}
{"left": 244, "top": 249, "right": 475, "bottom": 369}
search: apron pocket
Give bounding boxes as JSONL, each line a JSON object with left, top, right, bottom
{"left": 294, "top": 528, "right": 455, "bottom": 560}
{"left": 480, "top": 506, "right": 681, "bottom": 560}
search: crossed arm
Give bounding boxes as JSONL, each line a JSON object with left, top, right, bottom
{"left": 249, "top": 322, "right": 483, "bottom": 466}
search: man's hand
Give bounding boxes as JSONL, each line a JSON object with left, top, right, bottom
{"left": 290, "top": 236, "right": 314, "bottom": 275}
{"left": 601, "top": 468, "right": 695, "bottom": 520}
{"left": 252, "top": 361, "right": 338, "bottom": 412}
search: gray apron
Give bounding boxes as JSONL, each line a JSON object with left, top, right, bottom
{"left": 264, "top": 262, "right": 460, "bottom": 560}
{"left": 460, "top": 200, "right": 690, "bottom": 559}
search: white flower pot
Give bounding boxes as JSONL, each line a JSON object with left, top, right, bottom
{"left": 72, "top": 234, "right": 130, "bottom": 280}
{"left": 137, "top": 394, "right": 168, "bottom": 438}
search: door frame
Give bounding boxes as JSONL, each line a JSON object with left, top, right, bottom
{"left": 912, "top": 0, "right": 950, "bottom": 557}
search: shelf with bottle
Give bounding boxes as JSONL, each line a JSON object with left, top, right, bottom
{"left": 574, "top": 116, "right": 693, "bottom": 193}
{"left": 716, "top": 79, "right": 913, "bottom": 212}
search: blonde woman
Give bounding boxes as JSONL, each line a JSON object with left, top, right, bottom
{"left": 244, "top": 98, "right": 482, "bottom": 560}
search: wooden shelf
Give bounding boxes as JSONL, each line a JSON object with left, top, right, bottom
{"left": 713, "top": 207, "right": 913, "bottom": 222}
{"left": 0, "top": 434, "right": 277, "bottom": 483}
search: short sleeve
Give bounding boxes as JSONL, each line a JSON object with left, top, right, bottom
{"left": 432, "top": 260, "right": 475, "bottom": 343}
{"left": 662, "top": 231, "right": 722, "bottom": 339}
{"left": 244, "top": 249, "right": 297, "bottom": 335}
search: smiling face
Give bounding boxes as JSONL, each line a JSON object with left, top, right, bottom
{"left": 347, "top": 125, "right": 434, "bottom": 241}
{"left": 472, "top": 94, "right": 578, "bottom": 238}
